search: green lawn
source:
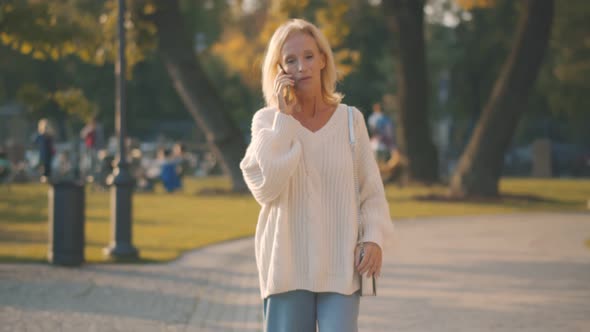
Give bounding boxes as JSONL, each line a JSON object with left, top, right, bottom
{"left": 1, "top": 177, "right": 589, "bottom": 263}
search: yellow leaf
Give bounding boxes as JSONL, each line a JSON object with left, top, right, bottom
{"left": 0, "top": 32, "right": 12, "bottom": 45}
{"left": 62, "top": 42, "right": 76, "bottom": 55}
{"left": 455, "top": 0, "right": 495, "bottom": 10}
{"left": 78, "top": 49, "right": 91, "bottom": 62}
{"left": 50, "top": 48, "right": 60, "bottom": 60}
{"left": 33, "top": 51, "right": 46, "bottom": 60}
{"left": 333, "top": 49, "right": 360, "bottom": 79}
{"left": 20, "top": 42, "right": 33, "bottom": 54}
{"left": 143, "top": 3, "right": 156, "bottom": 15}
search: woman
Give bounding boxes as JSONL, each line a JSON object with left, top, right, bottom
{"left": 240, "top": 19, "right": 393, "bottom": 331}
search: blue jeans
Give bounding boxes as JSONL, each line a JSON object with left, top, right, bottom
{"left": 263, "top": 290, "right": 360, "bottom": 332}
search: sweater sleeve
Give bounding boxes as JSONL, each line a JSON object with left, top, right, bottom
{"left": 353, "top": 108, "right": 394, "bottom": 249}
{"left": 240, "top": 109, "right": 302, "bottom": 205}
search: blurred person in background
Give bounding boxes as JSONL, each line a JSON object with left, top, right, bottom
{"left": 160, "top": 148, "right": 181, "bottom": 193}
{"left": 80, "top": 116, "right": 104, "bottom": 180}
{"left": 33, "top": 118, "right": 55, "bottom": 181}
{"left": 0, "top": 147, "right": 11, "bottom": 185}
{"left": 172, "top": 142, "right": 190, "bottom": 184}
{"left": 367, "top": 102, "right": 396, "bottom": 163}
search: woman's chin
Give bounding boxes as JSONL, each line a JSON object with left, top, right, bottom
{"left": 294, "top": 83, "right": 317, "bottom": 95}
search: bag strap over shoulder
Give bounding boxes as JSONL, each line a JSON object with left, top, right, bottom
{"left": 347, "top": 106, "right": 363, "bottom": 244}
{"left": 348, "top": 105, "right": 356, "bottom": 145}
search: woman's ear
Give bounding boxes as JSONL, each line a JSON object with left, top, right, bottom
{"left": 320, "top": 53, "right": 326, "bottom": 70}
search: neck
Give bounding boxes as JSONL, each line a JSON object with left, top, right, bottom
{"left": 297, "top": 94, "right": 324, "bottom": 118}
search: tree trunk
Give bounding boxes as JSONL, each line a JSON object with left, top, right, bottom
{"left": 150, "top": 0, "right": 247, "bottom": 192}
{"left": 450, "top": 0, "right": 554, "bottom": 197}
{"left": 383, "top": 0, "right": 439, "bottom": 184}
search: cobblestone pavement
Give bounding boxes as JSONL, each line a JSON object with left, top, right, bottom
{"left": 1, "top": 212, "right": 589, "bottom": 331}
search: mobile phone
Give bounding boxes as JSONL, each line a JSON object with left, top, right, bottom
{"left": 278, "top": 63, "right": 293, "bottom": 104}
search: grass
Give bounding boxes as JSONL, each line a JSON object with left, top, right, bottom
{"left": 1, "top": 177, "right": 589, "bottom": 263}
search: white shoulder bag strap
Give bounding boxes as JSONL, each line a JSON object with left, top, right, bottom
{"left": 347, "top": 106, "right": 363, "bottom": 244}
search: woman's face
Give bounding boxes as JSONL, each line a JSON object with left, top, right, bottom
{"left": 280, "top": 32, "right": 326, "bottom": 96}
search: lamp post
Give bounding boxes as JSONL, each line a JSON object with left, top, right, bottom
{"left": 104, "top": 0, "right": 138, "bottom": 260}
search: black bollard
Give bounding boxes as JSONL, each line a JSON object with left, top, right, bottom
{"left": 48, "top": 180, "right": 85, "bottom": 266}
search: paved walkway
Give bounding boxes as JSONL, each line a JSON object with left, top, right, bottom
{"left": 1, "top": 212, "right": 589, "bottom": 331}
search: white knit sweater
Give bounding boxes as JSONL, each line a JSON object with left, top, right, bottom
{"left": 240, "top": 103, "right": 394, "bottom": 299}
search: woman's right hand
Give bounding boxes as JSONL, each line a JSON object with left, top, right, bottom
{"left": 274, "top": 71, "right": 297, "bottom": 115}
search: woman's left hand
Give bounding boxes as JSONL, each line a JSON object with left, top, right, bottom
{"left": 355, "top": 242, "right": 382, "bottom": 278}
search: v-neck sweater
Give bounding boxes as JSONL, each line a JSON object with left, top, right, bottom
{"left": 240, "top": 103, "right": 394, "bottom": 299}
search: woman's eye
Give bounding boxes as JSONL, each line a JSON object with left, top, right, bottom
{"left": 306, "top": 55, "right": 313, "bottom": 59}
{"left": 286, "top": 59, "right": 295, "bottom": 64}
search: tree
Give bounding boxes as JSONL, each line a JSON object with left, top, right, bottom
{"left": 1, "top": 0, "right": 249, "bottom": 191}
{"left": 338, "top": 1, "right": 392, "bottom": 113}
{"left": 434, "top": 0, "right": 518, "bottom": 157}
{"left": 0, "top": 0, "right": 108, "bottom": 138}
{"left": 382, "top": 0, "right": 439, "bottom": 183}
{"left": 147, "top": 0, "right": 247, "bottom": 191}
{"left": 450, "top": 0, "right": 554, "bottom": 197}
{"left": 535, "top": 0, "right": 590, "bottom": 144}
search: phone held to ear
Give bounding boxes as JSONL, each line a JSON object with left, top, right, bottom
{"left": 278, "top": 64, "right": 294, "bottom": 104}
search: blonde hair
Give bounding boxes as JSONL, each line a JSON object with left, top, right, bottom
{"left": 261, "top": 19, "right": 342, "bottom": 108}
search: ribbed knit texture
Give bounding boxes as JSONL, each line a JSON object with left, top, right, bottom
{"left": 240, "top": 104, "right": 394, "bottom": 299}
